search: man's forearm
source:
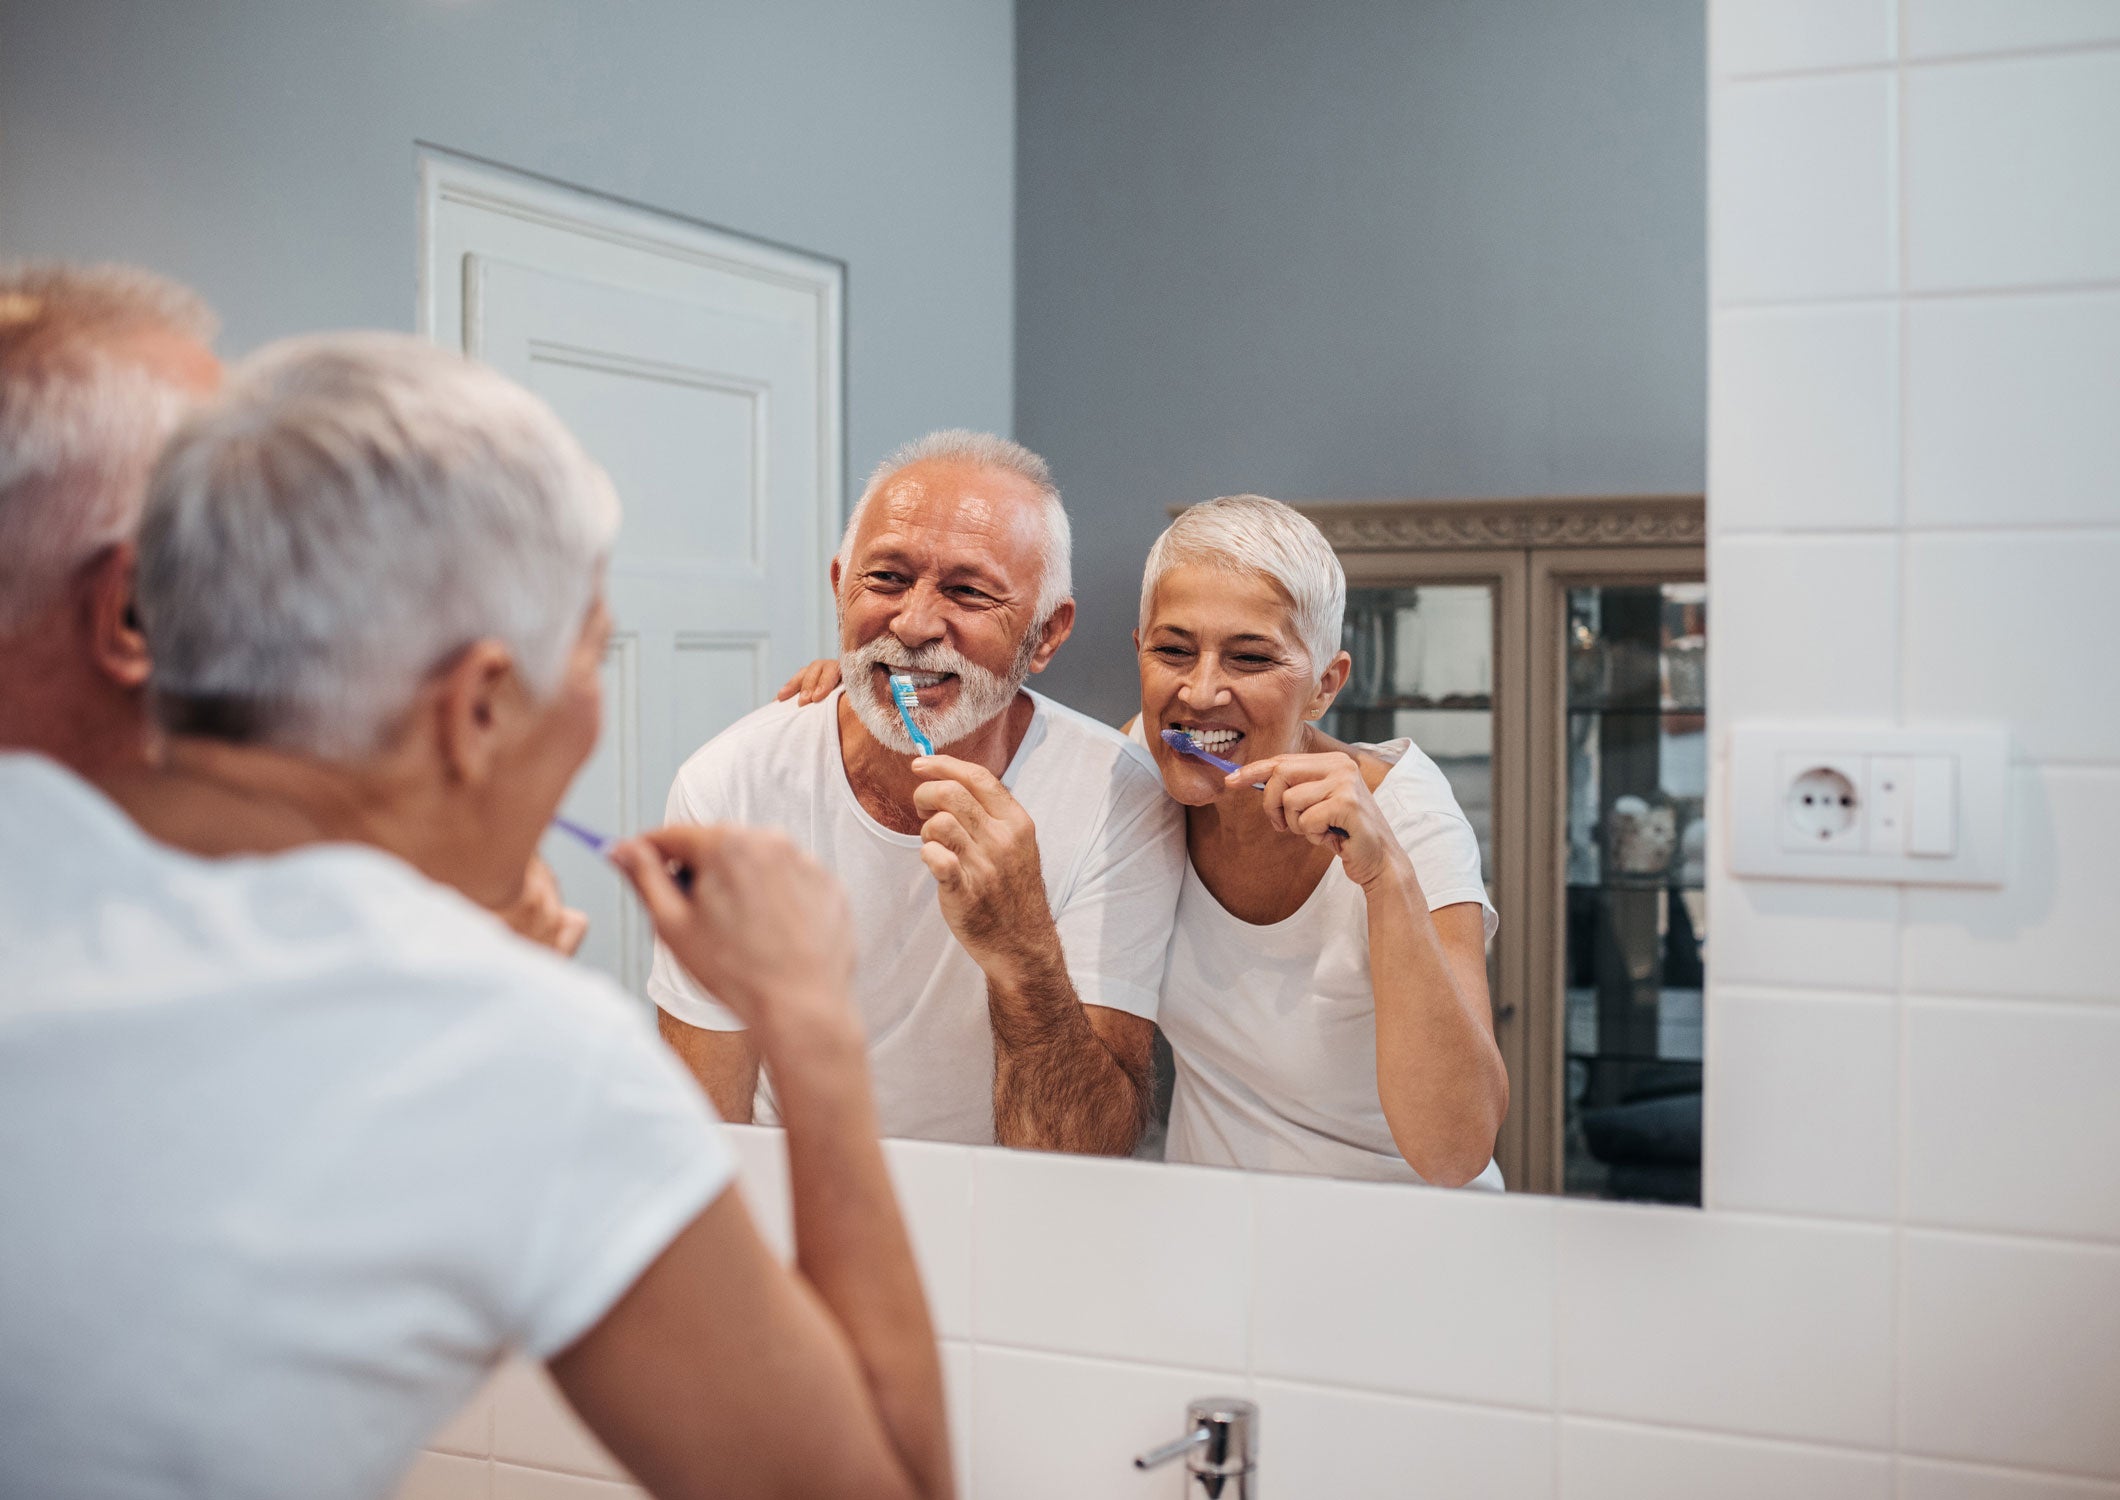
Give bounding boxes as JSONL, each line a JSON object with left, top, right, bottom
{"left": 984, "top": 945, "right": 1148, "bottom": 1155}
{"left": 765, "top": 1013, "right": 954, "bottom": 1499}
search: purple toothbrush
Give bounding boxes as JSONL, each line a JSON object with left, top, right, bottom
{"left": 550, "top": 815, "right": 693, "bottom": 892}
{"left": 1159, "top": 728, "right": 1348, "bottom": 842}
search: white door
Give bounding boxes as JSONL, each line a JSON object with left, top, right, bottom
{"left": 421, "top": 150, "right": 843, "bottom": 995}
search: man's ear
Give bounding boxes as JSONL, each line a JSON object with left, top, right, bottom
{"left": 1304, "top": 649, "right": 1353, "bottom": 721}
{"left": 1024, "top": 599, "right": 1076, "bottom": 675}
{"left": 431, "top": 640, "right": 519, "bottom": 786}
{"left": 82, "top": 543, "right": 151, "bottom": 690}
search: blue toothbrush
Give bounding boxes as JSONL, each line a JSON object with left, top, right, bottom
{"left": 1160, "top": 728, "right": 1347, "bottom": 842}
{"left": 550, "top": 815, "right": 693, "bottom": 892}
{"left": 889, "top": 673, "right": 935, "bottom": 756}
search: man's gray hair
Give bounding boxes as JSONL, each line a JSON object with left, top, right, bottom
{"left": 1140, "top": 494, "right": 1347, "bottom": 680}
{"left": 137, "top": 332, "right": 620, "bottom": 758}
{"left": 835, "top": 428, "right": 1072, "bottom": 624}
{"left": 0, "top": 263, "right": 218, "bottom": 634}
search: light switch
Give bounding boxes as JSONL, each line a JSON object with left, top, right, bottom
{"left": 1909, "top": 755, "right": 1957, "bottom": 858}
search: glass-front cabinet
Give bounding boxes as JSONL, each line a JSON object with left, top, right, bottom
{"left": 1301, "top": 496, "right": 1706, "bottom": 1202}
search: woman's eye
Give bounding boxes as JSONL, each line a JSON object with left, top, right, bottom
{"left": 1236, "top": 654, "right": 1275, "bottom": 666}
{"left": 1151, "top": 645, "right": 1191, "bottom": 659}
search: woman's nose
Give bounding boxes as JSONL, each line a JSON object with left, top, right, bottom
{"left": 1176, "top": 661, "right": 1231, "bottom": 709}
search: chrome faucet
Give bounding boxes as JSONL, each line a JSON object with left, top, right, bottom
{"left": 1134, "top": 1396, "right": 1257, "bottom": 1498}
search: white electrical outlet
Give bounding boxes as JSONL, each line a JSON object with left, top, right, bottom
{"left": 1728, "top": 724, "right": 2009, "bottom": 886}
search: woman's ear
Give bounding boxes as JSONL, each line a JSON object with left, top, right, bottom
{"left": 83, "top": 543, "right": 151, "bottom": 690}
{"left": 1304, "top": 649, "right": 1353, "bottom": 722}
{"left": 432, "top": 640, "right": 519, "bottom": 785}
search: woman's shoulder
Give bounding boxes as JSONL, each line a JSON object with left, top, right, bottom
{"left": 1350, "top": 738, "right": 1472, "bottom": 827}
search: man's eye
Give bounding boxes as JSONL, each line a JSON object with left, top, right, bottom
{"left": 947, "top": 586, "right": 992, "bottom": 602}
{"left": 866, "top": 572, "right": 909, "bottom": 587}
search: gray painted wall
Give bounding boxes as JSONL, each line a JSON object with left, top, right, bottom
{"left": 0, "top": 0, "right": 1015, "bottom": 496}
{"left": 1017, "top": 0, "right": 1706, "bottom": 722}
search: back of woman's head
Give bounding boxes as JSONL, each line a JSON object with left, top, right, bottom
{"left": 137, "top": 332, "right": 619, "bottom": 757}
{"left": 1139, "top": 494, "right": 1345, "bottom": 677}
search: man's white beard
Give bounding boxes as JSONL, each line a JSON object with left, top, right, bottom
{"left": 841, "top": 632, "right": 1037, "bottom": 755}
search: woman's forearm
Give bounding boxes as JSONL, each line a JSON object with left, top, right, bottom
{"left": 1362, "top": 864, "right": 1508, "bottom": 1186}
{"left": 765, "top": 1011, "right": 955, "bottom": 1500}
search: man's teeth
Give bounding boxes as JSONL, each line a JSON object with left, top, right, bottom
{"left": 1184, "top": 728, "right": 1241, "bottom": 750}
{"left": 891, "top": 671, "right": 950, "bottom": 687}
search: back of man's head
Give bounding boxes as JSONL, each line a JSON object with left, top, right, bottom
{"left": 0, "top": 263, "right": 219, "bottom": 638}
{"left": 138, "top": 332, "right": 620, "bottom": 759}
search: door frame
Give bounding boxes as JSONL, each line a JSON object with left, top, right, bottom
{"left": 415, "top": 144, "right": 848, "bottom": 651}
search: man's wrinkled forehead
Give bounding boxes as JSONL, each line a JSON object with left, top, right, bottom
{"left": 852, "top": 459, "right": 1048, "bottom": 573}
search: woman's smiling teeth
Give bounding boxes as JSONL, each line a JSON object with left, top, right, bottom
{"left": 1177, "top": 726, "right": 1242, "bottom": 751}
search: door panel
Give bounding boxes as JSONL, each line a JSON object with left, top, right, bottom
{"left": 423, "top": 151, "right": 843, "bottom": 995}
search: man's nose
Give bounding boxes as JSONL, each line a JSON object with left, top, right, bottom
{"left": 889, "top": 581, "right": 948, "bottom": 648}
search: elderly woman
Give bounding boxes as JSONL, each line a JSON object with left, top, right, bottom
{"left": 780, "top": 494, "right": 1506, "bottom": 1187}
{"left": 1128, "top": 495, "right": 1505, "bottom": 1187}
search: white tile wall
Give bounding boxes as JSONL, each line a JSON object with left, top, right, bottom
{"left": 1711, "top": 72, "right": 1898, "bottom": 304}
{"left": 1252, "top": 1172, "right": 1555, "bottom": 1407}
{"left": 1904, "top": 292, "right": 2120, "bottom": 529}
{"left": 396, "top": 6, "right": 2120, "bottom": 1496}
{"left": 1905, "top": 998, "right": 2120, "bottom": 1240}
{"left": 1904, "top": 0, "right": 2120, "bottom": 58}
{"left": 1713, "top": 0, "right": 1897, "bottom": 77}
{"left": 1557, "top": 1204, "right": 1896, "bottom": 1445}
{"left": 1905, "top": 50, "right": 2120, "bottom": 291}
{"left": 1903, "top": 533, "right": 2120, "bottom": 764}
{"left": 1705, "top": 987, "right": 1898, "bottom": 1219}
{"left": 1261, "top": 1381, "right": 1556, "bottom": 1500}
{"left": 1559, "top": 1417, "right": 1893, "bottom": 1500}
{"left": 1901, "top": 1232, "right": 2120, "bottom": 1478}
{"left": 1901, "top": 768, "right": 2120, "bottom": 1003}
{"left": 1710, "top": 303, "right": 1900, "bottom": 533}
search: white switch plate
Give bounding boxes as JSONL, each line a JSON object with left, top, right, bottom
{"left": 1727, "top": 724, "right": 2010, "bottom": 886}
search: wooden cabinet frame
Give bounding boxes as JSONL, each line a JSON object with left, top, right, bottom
{"left": 1298, "top": 496, "right": 1705, "bottom": 1195}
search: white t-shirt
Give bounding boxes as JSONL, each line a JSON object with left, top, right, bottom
{"left": 1133, "top": 727, "right": 1505, "bottom": 1187}
{"left": 0, "top": 754, "right": 733, "bottom": 1500}
{"left": 649, "top": 689, "right": 1184, "bottom": 1143}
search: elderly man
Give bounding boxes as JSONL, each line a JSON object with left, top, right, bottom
{"left": 651, "top": 431, "right": 1183, "bottom": 1153}
{"left": 0, "top": 334, "right": 950, "bottom": 1500}
{"left": 0, "top": 262, "right": 583, "bottom": 951}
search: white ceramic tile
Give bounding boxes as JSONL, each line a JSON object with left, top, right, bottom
{"left": 1710, "top": 535, "right": 1900, "bottom": 720}
{"left": 941, "top": 1340, "right": 972, "bottom": 1500}
{"left": 490, "top": 1360, "right": 630, "bottom": 1482}
{"left": 722, "top": 1123, "right": 791, "bottom": 1262}
{"left": 1260, "top": 1381, "right": 1556, "bottom": 1500}
{"left": 1712, "top": 72, "right": 1897, "bottom": 305}
{"left": 1903, "top": 1456, "right": 2120, "bottom": 1499}
{"left": 972, "top": 1150, "right": 1250, "bottom": 1371}
{"left": 1905, "top": 292, "right": 2120, "bottom": 529}
{"left": 1561, "top": 1417, "right": 1893, "bottom": 1500}
{"left": 1905, "top": 0, "right": 2120, "bottom": 59}
{"left": 1902, "top": 1231, "right": 2120, "bottom": 1477}
{"left": 1713, "top": 0, "right": 1898, "bottom": 76}
{"left": 1904, "top": 533, "right": 2120, "bottom": 763}
{"left": 428, "top": 1372, "right": 499, "bottom": 1458}
{"left": 1709, "top": 866, "right": 1904, "bottom": 991}
{"left": 1711, "top": 304, "right": 1900, "bottom": 533}
{"left": 969, "top": 1347, "right": 1246, "bottom": 1500}
{"left": 1906, "top": 999, "right": 2120, "bottom": 1241}
{"left": 1903, "top": 768, "right": 2120, "bottom": 1004}
{"left": 1557, "top": 1204, "right": 1895, "bottom": 1445}
{"left": 1252, "top": 1174, "right": 1556, "bottom": 1408}
{"left": 884, "top": 1137, "right": 973, "bottom": 1340}
{"left": 1705, "top": 986, "right": 1898, "bottom": 1220}
{"left": 392, "top": 1453, "right": 491, "bottom": 1500}
{"left": 490, "top": 1465, "right": 641, "bottom": 1500}
{"left": 1907, "top": 51, "right": 2120, "bottom": 291}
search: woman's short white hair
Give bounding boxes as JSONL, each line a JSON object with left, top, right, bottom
{"left": 835, "top": 428, "right": 1072, "bottom": 625}
{"left": 1139, "top": 494, "right": 1346, "bottom": 680}
{"left": 0, "top": 262, "right": 218, "bottom": 634}
{"left": 137, "top": 332, "right": 620, "bottom": 758}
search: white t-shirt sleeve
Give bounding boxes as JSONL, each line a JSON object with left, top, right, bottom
{"left": 645, "top": 766, "right": 746, "bottom": 1032}
{"left": 1050, "top": 758, "right": 1185, "bottom": 1022}
{"left": 1378, "top": 757, "right": 1500, "bottom": 946}
{"left": 507, "top": 994, "right": 734, "bottom": 1358}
